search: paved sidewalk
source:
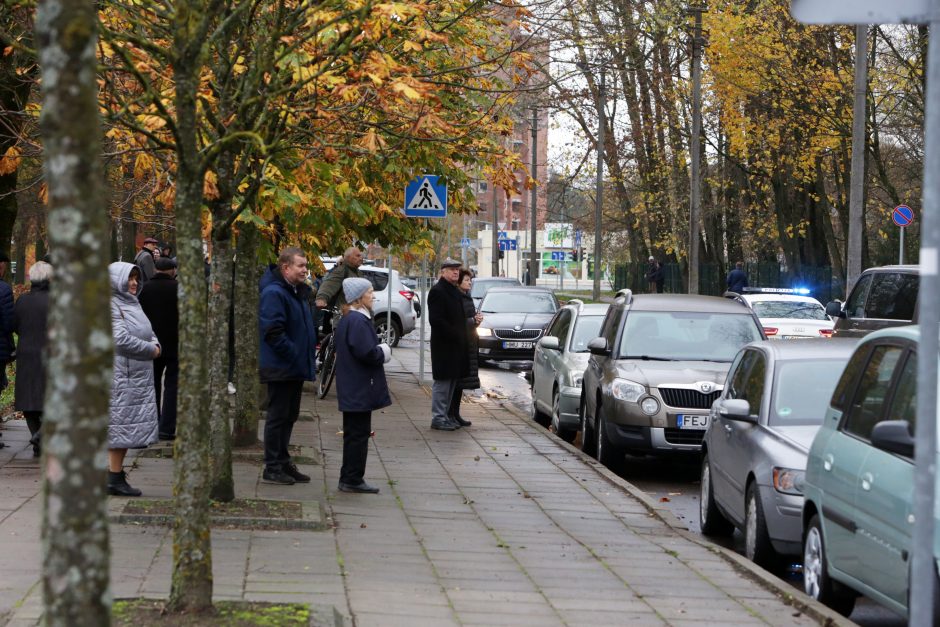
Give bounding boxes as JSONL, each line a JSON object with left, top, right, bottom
{"left": 0, "top": 349, "right": 848, "bottom": 626}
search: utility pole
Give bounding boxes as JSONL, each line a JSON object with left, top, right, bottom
{"left": 593, "top": 67, "right": 606, "bottom": 301}
{"left": 491, "top": 186, "right": 499, "bottom": 277}
{"left": 461, "top": 215, "right": 468, "bottom": 266}
{"left": 530, "top": 108, "right": 539, "bottom": 286}
{"left": 688, "top": 4, "right": 705, "bottom": 295}
{"left": 847, "top": 24, "right": 868, "bottom": 292}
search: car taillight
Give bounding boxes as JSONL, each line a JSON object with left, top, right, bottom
{"left": 399, "top": 290, "right": 414, "bottom": 301}
{"left": 819, "top": 329, "right": 833, "bottom": 338}
{"left": 763, "top": 327, "right": 778, "bottom": 337}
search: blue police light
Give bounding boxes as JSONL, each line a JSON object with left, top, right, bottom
{"left": 794, "top": 287, "right": 811, "bottom": 295}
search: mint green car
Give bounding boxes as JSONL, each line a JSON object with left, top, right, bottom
{"left": 802, "top": 325, "right": 928, "bottom": 618}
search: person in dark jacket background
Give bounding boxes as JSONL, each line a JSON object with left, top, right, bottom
{"left": 334, "top": 277, "right": 391, "bottom": 494}
{"left": 259, "top": 247, "right": 317, "bottom": 486}
{"left": 13, "top": 261, "right": 52, "bottom": 457}
{"left": 138, "top": 256, "right": 180, "bottom": 440}
{"left": 726, "top": 261, "right": 748, "bottom": 293}
{"left": 0, "top": 252, "right": 14, "bottom": 393}
{"left": 134, "top": 237, "right": 158, "bottom": 283}
{"left": 427, "top": 258, "right": 469, "bottom": 431}
{"left": 447, "top": 269, "right": 481, "bottom": 427}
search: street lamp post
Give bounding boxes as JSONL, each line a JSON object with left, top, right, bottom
{"left": 688, "top": 4, "right": 705, "bottom": 294}
{"left": 530, "top": 107, "right": 539, "bottom": 286}
{"left": 593, "top": 66, "right": 606, "bottom": 301}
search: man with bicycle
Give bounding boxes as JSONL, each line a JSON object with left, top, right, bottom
{"left": 259, "top": 247, "right": 317, "bottom": 485}
{"left": 315, "top": 246, "right": 365, "bottom": 318}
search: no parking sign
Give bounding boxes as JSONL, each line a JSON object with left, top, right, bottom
{"left": 892, "top": 204, "right": 915, "bottom": 227}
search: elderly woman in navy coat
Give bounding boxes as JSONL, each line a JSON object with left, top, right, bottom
{"left": 334, "top": 277, "right": 391, "bottom": 494}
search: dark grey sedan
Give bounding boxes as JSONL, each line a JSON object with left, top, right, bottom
{"left": 476, "top": 287, "right": 558, "bottom": 361}
{"left": 699, "top": 338, "right": 858, "bottom": 567}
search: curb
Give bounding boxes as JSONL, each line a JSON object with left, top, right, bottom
{"left": 495, "top": 399, "right": 854, "bottom": 627}
{"left": 108, "top": 499, "right": 328, "bottom": 532}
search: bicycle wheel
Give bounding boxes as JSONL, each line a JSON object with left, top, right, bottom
{"left": 317, "top": 339, "right": 336, "bottom": 399}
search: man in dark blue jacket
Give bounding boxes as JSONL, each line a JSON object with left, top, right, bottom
{"left": 259, "top": 247, "right": 317, "bottom": 485}
{"left": 726, "top": 261, "right": 748, "bottom": 293}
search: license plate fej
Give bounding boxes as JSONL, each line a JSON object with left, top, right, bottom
{"left": 503, "top": 341, "right": 533, "bottom": 349}
{"left": 676, "top": 414, "right": 709, "bottom": 429}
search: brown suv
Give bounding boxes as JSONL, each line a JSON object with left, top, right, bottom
{"left": 825, "top": 265, "right": 919, "bottom": 338}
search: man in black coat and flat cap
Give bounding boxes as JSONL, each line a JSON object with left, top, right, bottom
{"left": 427, "top": 258, "right": 470, "bottom": 431}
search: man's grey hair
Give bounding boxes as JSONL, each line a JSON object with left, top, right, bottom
{"left": 278, "top": 247, "right": 306, "bottom": 266}
{"left": 343, "top": 246, "right": 361, "bottom": 261}
{"left": 29, "top": 261, "right": 53, "bottom": 283}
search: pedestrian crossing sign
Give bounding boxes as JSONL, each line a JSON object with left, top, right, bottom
{"left": 404, "top": 175, "right": 447, "bottom": 218}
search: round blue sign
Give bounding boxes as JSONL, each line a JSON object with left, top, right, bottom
{"left": 892, "top": 205, "right": 914, "bottom": 227}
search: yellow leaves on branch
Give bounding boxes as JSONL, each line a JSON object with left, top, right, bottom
{"left": 138, "top": 114, "right": 167, "bottom": 132}
{"left": 133, "top": 152, "right": 154, "bottom": 180}
{"left": 359, "top": 130, "right": 386, "bottom": 153}
{"left": 391, "top": 80, "right": 422, "bottom": 100}
{"left": 204, "top": 170, "right": 220, "bottom": 200}
{"left": 0, "top": 146, "right": 21, "bottom": 176}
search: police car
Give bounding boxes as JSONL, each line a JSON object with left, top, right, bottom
{"left": 725, "top": 287, "right": 835, "bottom": 339}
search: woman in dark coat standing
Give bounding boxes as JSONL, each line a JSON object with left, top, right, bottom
{"left": 334, "top": 277, "right": 391, "bottom": 494}
{"left": 448, "top": 269, "right": 481, "bottom": 426}
{"left": 13, "top": 261, "right": 53, "bottom": 457}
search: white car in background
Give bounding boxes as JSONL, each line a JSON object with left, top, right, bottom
{"left": 727, "top": 288, "right": 835, "bottom": 339}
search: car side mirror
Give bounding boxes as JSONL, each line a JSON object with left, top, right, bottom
{"left": 871, "top": 420, "right": 915, "bottom": 458}
{"left": 825, "top": 301, "right": 845, "bottom": 318}
{"left": 717, "top": 398, "right": 756, "bottom": 423}
{"left": 539, "top": 336, "right": 561, "bottom": 351}
{"left": 587, "top": 337, "right": 610, "bottom": 356}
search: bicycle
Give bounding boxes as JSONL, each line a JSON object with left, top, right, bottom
{"left": 316, "top": 308, "right": 340, "bottom": 399}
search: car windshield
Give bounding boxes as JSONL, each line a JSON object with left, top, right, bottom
{"left": 750, "top": 300, "right": 827, "bottom": 320}
{"left": 481, "top": 292, "right": 556, "bottom": 313}
{"left": 618, "top": 312, "right": 763, "bottom": 362}
{"left": 570, "top": 316, "right": 605, "bottom": 353}
{"left": 771, "top": 360, "right": 848, "bottom": 426}
{"left": 471, "top": 279, "right": 519, "bottom": 299}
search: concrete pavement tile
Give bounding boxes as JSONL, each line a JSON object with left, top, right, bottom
{"left": 353, "top": 611, "right": 458, "bottom": 627}
{"left": 557, "top": 609, "right": 667, "bottom": 626}
{"left": 456, "top": 611, "right": 565, "bottom": 626}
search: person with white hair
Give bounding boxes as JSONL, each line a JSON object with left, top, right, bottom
{"left": 13, "top": 261, "right": 53, "bottom": 457}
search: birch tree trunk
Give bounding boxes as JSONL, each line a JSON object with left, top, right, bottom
{"left": 35, "top": 0, "right": 113, "bottom": 624}
{"left": 168, "top": 0, "right": 216, "bottom": 610}
{"left": 232, "top": 222, "right": 261, "bottom": 447}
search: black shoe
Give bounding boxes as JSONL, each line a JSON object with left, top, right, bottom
{"left": 107, "top": 471, "right": 142, "bottom": 497}
{"left": 338, "top": 481, "right": 380, "bottom": 494}
{"left": 262, "top": 468, "right": 295, "bottom": 485}
{"left": 451, "top": 415, "right": 472, "bottom": 427}
{"left": 430, "top": 420, "right": 457, "bottom": 431}
{"left": 158, "top": 433, "right": 176, "bottom": 441}
{"left": 284, "top": 463, "right": 311, "bottom": 483}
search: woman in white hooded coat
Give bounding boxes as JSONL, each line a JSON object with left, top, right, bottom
{"left": 108, "top": 261, "right": 161, "bottom": 496}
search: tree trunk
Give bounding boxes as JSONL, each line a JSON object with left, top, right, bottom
{"left": 168, "top": 1, "right": 215, "bottom": 610}
{"left": 35, "top": 0, "right": 113, "bottom": 624}
{"left": 207, "top": 221, "right": 234, "bottom": 502}
{"left": 232, "top": 221, "right": 261, "bottom": 447}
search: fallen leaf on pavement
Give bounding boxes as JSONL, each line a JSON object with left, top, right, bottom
{"left": 660, "top": 497, "right": 671, "bottom": 503}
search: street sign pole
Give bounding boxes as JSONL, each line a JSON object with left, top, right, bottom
{"left": 911, "top": 6, "right": 940, "bottom": 623}
{"left": 386, "top": 246, "right": 393, "bottom": 349}
{"left": 900, "top": 225, "right": 905, "bottom": 265}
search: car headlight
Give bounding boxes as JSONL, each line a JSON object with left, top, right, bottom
{"left": 611, "top": 378, "right": 646, "bottom": 403}
{"left": 772, "top": 467, "right": 805, "bottom": 495}
{"left": 640, "top": 396, "right": 660, "bottom": 416}
{"left": 569, "top": 371, "right": 583, "bottom": 388}
{"left": 477, "top": 327, "right": 492, "bottom": 337}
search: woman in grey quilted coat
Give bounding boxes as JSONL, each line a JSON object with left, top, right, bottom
{"left": 108, "top": 261, "right": 161, "bottom": 496}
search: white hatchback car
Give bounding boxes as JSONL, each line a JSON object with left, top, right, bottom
{"left": 727, "top": 288, "right": 835, "bottom": 340}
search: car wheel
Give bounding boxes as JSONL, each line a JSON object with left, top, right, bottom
{"left": 803, "top": 514, "right": 857, "bottom": 616}
{"left": 699, "top": 454, "right": 734, "bottom": 536}
{"left": 579, "top": 397, "right": 596, "bottom": 457}
{"left": 374, "top": 318, "right": 402, "bottom": 347}
{"left": 745, "top": 482, "right": 776, "bottom": 567}
{"left": 551, "top": 389, "right": 576, "bottom": 443}
{"left": 595, "top": 404, "right": 624, "bottom": 473}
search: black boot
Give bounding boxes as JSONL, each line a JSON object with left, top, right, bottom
{"left": 107, "top": 471, "right": 142, "bottom": 497}
{"left": 29, "top": 432, "right": 41, "bottom": 458}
